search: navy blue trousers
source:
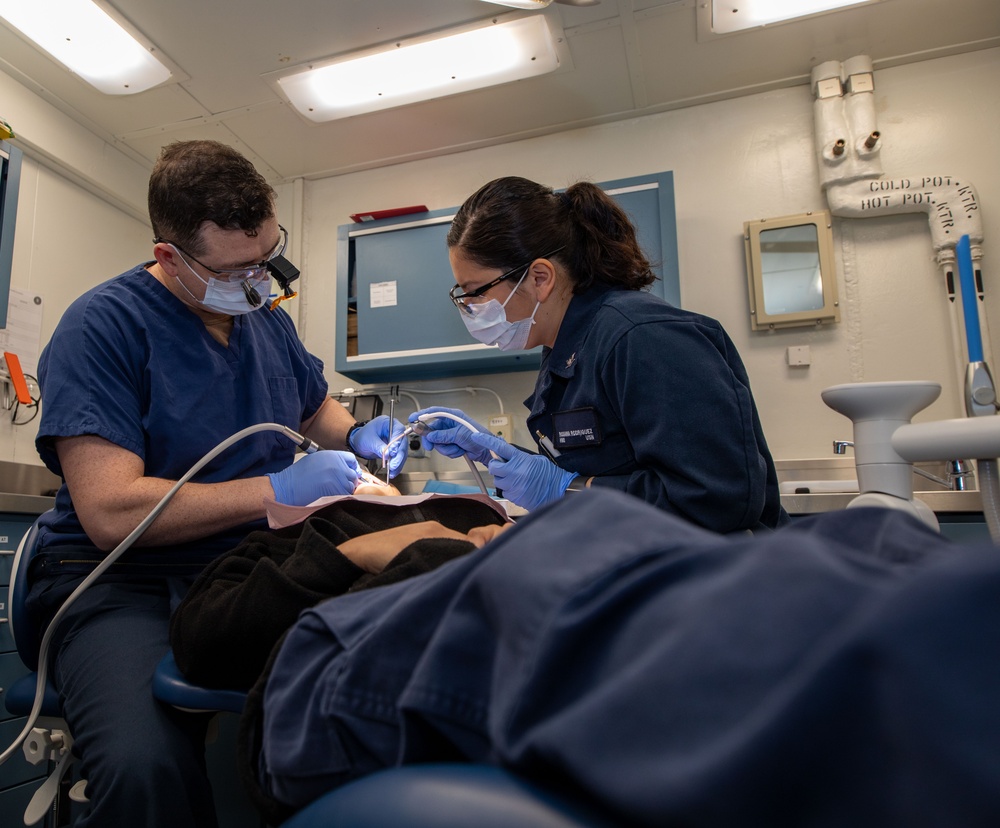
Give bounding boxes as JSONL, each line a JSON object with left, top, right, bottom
{"left": 45, "top": 579, "right": 217, "bottom": 827}
{"left": 259, "top": 489, "right": 1000, "bottom": 827}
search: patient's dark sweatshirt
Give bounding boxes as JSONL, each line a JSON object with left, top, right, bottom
{"left": 169, "top": 496, "right": 507, "bottom": 690}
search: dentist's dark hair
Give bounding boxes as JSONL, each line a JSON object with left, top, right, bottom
{"left": 447, "top": 176, "right": 657, "bottom": 294}
{"left": 148, "top": 140, "right": 276, "bottom": 256}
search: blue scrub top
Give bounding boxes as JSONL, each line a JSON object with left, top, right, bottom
{"left": 525, "top": 286, "right": 785, "bottom": 533}
{"left": 34, "top": 264, "right": 329, "bottom": 558}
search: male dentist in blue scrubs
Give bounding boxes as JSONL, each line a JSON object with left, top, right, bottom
{"left": 27, "top": 139, "right": 406, "bottom": 828}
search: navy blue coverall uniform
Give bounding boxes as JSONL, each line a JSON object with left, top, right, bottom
{"left": 525, "top": 285, "right": 785, "bottom": 532}
{"left": 253, "top": 490, "right": 1000, "bottom": 827}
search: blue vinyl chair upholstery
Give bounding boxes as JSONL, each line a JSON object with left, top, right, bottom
{"left": 281, "top": 764, "right": 612, "bottom": 828}
{"left": 5, "top": 510, "right": 246, "bottom": 718}
{"left": 4, "top": 512, "right": 61, "bottom": 719}
{"left": 152, "top": 651, "right": 246, "bottom": 714}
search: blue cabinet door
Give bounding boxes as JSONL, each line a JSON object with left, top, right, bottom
{"left": 335, "top": 172, "right": 679, "bottom": 382}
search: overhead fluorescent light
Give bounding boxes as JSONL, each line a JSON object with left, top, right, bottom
{"left": 709, "top": 0, "right": 879, "bottom": 34}
{"left": 270, "top": 15, "right": 561, "bottom": 123}
{"left": 0, "top": 0, "right": 173, "bottom": 94}
{"left": 479, "top": 0, "right": 553, "bottom": 8}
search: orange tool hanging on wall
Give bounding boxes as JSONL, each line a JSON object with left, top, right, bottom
{"left": 4, "top": 351, "right": 32, "bottom": 404}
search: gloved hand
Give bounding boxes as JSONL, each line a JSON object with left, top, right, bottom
{"left": 471, "top": 432, "right": 578, "bottom": 512}
{"left": 409, "top": 407, "right": 494, "bottom": 466}
{"left": 347, "top": 415, "right": 409, "bottom": 477}
{"left": 267, "top": 451, "right": 362, "bottom": 506}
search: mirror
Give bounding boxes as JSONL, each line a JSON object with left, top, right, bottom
{"left": 744, "top": 211, "right": 839, "bottom": 331}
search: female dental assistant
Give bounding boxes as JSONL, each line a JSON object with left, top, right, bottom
{"left": 412, "top": 176, "right": 786, "bottom": 533}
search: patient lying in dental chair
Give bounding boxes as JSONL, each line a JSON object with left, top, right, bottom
{"left": 246, "top": 489, "right": 1000, "bottom": 828}
{"left": 169, "top": 479, "right": 510, "bottom": 690}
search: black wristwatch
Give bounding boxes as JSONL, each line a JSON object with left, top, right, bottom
{"left": 346, "top": 420, "right": 369, "bottom": 453}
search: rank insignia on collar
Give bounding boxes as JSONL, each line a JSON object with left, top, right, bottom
{"left": 566, "top": 352, "right": 576, "bottom": 368}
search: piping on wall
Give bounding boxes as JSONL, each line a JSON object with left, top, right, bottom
{"left": 811, "top": 56, "right": 990, "bottom": 397}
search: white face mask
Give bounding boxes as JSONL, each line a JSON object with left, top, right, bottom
{"left": 460, "top": 268, "right": 540, "bottom": 352}
{"left": 172, "top": 247, "right": 270, "bottom": 316}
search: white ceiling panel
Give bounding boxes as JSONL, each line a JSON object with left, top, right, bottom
{"left": 0, "top": 0, "right": 996, "bottom": 180}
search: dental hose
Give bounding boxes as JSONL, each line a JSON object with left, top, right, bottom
{"left": 0, "top": 423, "right": 317, "bottom": 768}
{"left": 977, "top": 459, "right": 1000, "bottom": 543}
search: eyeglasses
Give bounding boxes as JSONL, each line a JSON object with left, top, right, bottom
{"left": 448, "top": 248, "right": 563, "bottom": 315}
{"left": 162, "top": 225, "right": 288, "bottom": 283}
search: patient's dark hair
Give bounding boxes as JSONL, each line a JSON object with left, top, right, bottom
{"left": 148, "top": 140, "right": 276, "bottom": 255}
{"left": 446, "top": 176, "right": 656, "bottom": 294}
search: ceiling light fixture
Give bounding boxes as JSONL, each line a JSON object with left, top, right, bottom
{"left": 480, "top": 0, "right": 554, "bottom": 7}
{"left": 709, "top": 0, "right": 879, "bottom": 34}
{"left": 477, "top": 0, "right": 601, "bottom": 8}
{"left": 0, "top": 0, "right": 172, "bottom": 94}
{"left": 270, "top": 15, "right": 561, "bottom": 123}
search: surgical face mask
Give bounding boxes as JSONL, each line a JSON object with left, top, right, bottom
{"left": 172, "top": 247, "right": 270, "bottom": 316}
{"left": 460, "top": 268, "right": 540, "bottom": 352}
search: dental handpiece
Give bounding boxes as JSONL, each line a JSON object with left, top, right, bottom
{"left": 397, "top": 414, "right": 494, "bottom": 496}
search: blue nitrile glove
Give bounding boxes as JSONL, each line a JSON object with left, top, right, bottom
{"left": 471, "top": 432, "right": 578, "bottom": 512}
{"left": 409, "top": 407, "right": 493, "bottom": 466}
{"left": 347, "top": 415, "right": 409, "bottom": 477}
{"left": 267, "top": 451, "right": 363, "bottom": 505}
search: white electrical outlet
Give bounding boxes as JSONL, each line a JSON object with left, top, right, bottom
{"left": 786, "top": 345, "right": 811, "bottom": 367}
{"left": 488, "top": 414, "right": 513, "bottom": 440}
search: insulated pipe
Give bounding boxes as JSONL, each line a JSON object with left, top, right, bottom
{"left": 812, "top": 55, "right": 991, "bottom": 385}
{"left": 824, "top": 178, "right": 984, "bottom": 261}
{"left": 842, "top": 55, "right": 881, "bottom": 166}
{"left": 812, "top": 55, "right": 986, "bottom": 255}
{"left": 811, "top": 60, "right": 855, "bottom": 185}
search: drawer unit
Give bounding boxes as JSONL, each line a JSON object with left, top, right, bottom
{"left": 0, "top": 517, "right": 36, "bottom": 583}
{"left": 0, "top": 778, "right": 45, "bottom": 825}
{"left": 0, "top": 651, "right": 32, "bottom": 723}
{"left": 0, "top": 717, "right": 45, "bottom": 789}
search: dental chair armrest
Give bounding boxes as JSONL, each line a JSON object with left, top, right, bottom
{"left": 151, "top": 652, "right": 247, "bottom": 714}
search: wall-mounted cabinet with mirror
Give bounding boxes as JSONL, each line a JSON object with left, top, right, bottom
{"left": 744, "top": 211, "right": 839, "bottom": 331}
{"left": 335, "top": 172, "right": 680, "bottom": 383}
